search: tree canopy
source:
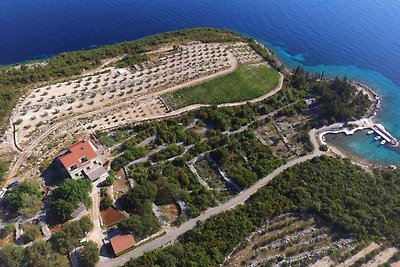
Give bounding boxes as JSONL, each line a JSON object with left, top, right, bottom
{"left": 50, "top": 178, "right": 92, "bottom": 220}
{"left": 7, "top": 179, "right": 42, "bottom": 217}
{"left": 79, "top": 241, "right": 99, "bottom": 267}
{"left": 52, "top": 216, "right": 93, "bottom": 254}
{"left": 126, "top": 156, "right": 400, "bottom": 266}
{"left": 25, "top": 241, "right": 69, "bottom": 267}
{"left": 313, "top": 77, "right": 371, "bottom": 123}
{"left": 0, "top": 244, "right": 24, "bottom": 267}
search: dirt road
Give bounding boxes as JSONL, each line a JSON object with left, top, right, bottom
{"left": 5, "top": 72, "right": 283, "bottom": 187}
{"left": 87, "top": 183, "right": 103, "bottom": 247}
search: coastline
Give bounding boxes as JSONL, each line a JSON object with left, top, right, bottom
{"left": 324, "top": 131, "right": 385, "bottom": 171}
{"left": 256, "top": 41, "right": 398, "bottom": 166}
{"left": 248, "top": 42, "right": 398, "bottom": 168}
{"left": 350, "top": 81, "right": 381, "bottom": 119}
{"left": 319, "top": 81, "right": 399, "bottom": 168}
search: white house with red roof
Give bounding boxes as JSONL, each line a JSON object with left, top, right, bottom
{"left": 58, "top": 140, "right": 108, "bottom": 182}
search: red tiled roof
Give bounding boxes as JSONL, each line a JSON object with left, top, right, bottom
{"left": 110, "top": 234, "right": 136, "bottom": 255}
{"left": 101, "top": 207, "right": 128, "bottom": 228}
{"left": 59, "top": 140, "right": 97, "bottom": 170}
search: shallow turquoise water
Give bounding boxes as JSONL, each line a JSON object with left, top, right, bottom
{"left": 1, "top": 0, "right": 400, "bottom": 164}
{"left": 264, "top": 41, "right": 400, "bottom": 164}
{"left": 326, "top": 131, "right": 400, "bottom": 165}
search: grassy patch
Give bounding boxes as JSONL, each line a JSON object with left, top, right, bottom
{"left": 162, "top": 64, "right": 280, "bottom": 110}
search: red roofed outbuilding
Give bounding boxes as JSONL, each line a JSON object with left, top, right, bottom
{"left": 110, "top": 234, "right": 136, "bottom": 256}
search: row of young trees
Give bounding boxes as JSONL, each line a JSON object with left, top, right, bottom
{"left": 0, "top": 28, "right": 244, "bottom": 132}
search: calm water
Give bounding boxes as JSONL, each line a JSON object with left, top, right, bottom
{"left": 1, "top": 0, "right": 400, "bottom": 164}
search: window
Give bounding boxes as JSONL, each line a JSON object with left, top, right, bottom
{"left": 80, "top": 156, "right": 88, "bottom": 163}
{"left": 70, "top": 164, "right": 77, "bottom": 171}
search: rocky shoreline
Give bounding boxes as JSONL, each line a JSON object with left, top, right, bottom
{"left": 320, "top": 80, "right": 399, "bottom": 169}
{"left": 350, "top": 81, "right": 381, "bottom": 119}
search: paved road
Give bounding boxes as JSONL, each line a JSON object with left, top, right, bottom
{"left": 101, "top": 130, "right": 323, "bottom": 267}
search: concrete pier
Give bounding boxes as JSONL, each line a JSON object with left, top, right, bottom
{"left": 319, "top": 118, "right": 399, "bottom": 148}
{"left": 372, "top": 124, "right": 398, "bottom": 146}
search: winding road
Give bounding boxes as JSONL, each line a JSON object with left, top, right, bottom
{"left": 101, "top": 129, "right": 324, "bottom": 267}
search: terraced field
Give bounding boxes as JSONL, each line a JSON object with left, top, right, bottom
{"left": 162, "top": 64, "right": 280, "bottom": 110}
{"left": 225, "top": 214, "right": 354, "bottom": 267}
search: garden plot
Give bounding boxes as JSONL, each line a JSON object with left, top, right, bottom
{"left": 225, "top": 214, "right": 354, "bottom": 267}
{"left": 194, "top": 158, "right": 237, "bottom": 202}
{"left": 160, "top": 204, "right": 179, "bottom": 224}
{"left": 255, "top": 123, "right": 292, "bottom": 158}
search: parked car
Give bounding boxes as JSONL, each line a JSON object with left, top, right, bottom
{"left": 7, "top": 181, "right": 19, "bottom": 189}
{"left": 0, "top": 188, "right": 7, "bottom": 198}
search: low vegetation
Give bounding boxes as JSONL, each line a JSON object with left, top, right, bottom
{"left": 163, "top": 64, "right": 280, "bottom": 110}
{"left": 0, "top": 216, "right": 91, "bottom": 267}
{"left": 6, "top": 179, "right": 42, "bottom": 217}
{"left": 151, "top": 144, "right": 185, "bottom": 162}
{"left": 0, "top": 160, "right": 9, "bottom": 183}
{"left": 22, "top": 223, "right": 42, "bottom": 243}
{"left": 111, "top": 143, "right": 147, "bottom": 169}
{"left": 126, "top": 156, "right": 400, "bottom": 266}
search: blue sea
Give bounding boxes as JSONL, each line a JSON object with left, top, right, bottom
{"left": 1, "top": 0, "right": 400, "bottom": 164}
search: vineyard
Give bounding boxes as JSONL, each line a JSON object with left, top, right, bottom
{"left": 162, "top": 64, "right": 280, "bottom": 110}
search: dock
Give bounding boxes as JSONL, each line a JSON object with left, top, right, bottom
{"left": 372, "top": 124, "right": 398, "bottom": 146}
{"left": 319, "top": 118, "right": 399, "bottom": 148}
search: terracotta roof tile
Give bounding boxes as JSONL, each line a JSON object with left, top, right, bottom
{"left": 59, "top": 140, "right": 97, "bottom": 170}
{"left": 101, "top": 207, "right": 128, "bottom": 228}
{"left": 110, "top": 234, "right": 136, "bottom": 255}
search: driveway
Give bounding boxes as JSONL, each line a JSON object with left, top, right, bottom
{"left": 87, "top": 182, "right": 103, "bottom": 247}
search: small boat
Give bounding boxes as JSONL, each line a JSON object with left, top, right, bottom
{"left": 375, "top": 136, "right": 381, "bottom": 141}
{"left": 367, "top": 130, "right": 374, "bottom": 135}
{"left": 381, "top": 140, "right": 387, "bottom": 145}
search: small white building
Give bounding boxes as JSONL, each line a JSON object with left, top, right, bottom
{"left": 116, "top": 68, "right": 127, "bottom": 76}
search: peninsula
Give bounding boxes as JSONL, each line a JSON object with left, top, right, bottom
{"left": 0, "top": 28, "right": 399, "bottom": 267}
